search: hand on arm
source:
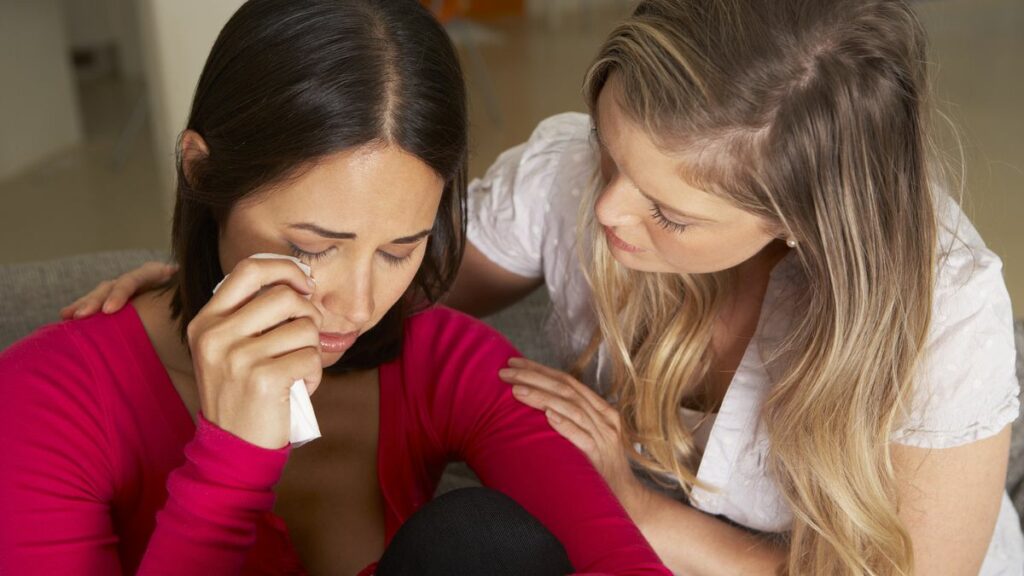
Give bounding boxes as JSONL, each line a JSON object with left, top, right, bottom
{"left": 499, "top": 358, "right": 787, "bottom": 576}
{"left": 417, "top": 314, "right": 669, "bottom": 574}
{"left": 501, "top": 359, "right": 1015, "bottom": 575}
{"left": 60, "top": 261, "right": 177, "bottom": 319}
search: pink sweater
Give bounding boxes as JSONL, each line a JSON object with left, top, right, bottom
{"left": 0, "top": 305, "right": 668, "bottom": 575}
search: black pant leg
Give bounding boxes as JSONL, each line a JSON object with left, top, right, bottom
{"left": 375, "top": 487, "right": 574, "bottom": 576}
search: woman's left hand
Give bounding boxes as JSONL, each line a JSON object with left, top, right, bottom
{"left": 498, "top": 357, "right": 650, "bottom": 519}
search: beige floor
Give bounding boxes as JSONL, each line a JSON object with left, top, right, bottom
{"left": 1, "top": 1, "right": 1021, "bottom": 315}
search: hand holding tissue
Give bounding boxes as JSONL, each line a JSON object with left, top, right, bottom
{"left": 209, "top": 253, "right": 322, "bottom": 447}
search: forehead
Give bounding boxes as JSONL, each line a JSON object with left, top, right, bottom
{"left": 594, "top": 81, "right": 756, "bottom": 221}
{"left": 245, "top": 144, "right": 445, "bottom": 233}
{"left": 594, "top": 80, "right": 674, "bottom": 167}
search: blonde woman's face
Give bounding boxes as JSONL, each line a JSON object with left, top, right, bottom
{"left": 593, "top": 80, "right": 779, "bottom": 274}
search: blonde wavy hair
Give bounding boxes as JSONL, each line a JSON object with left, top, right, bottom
{"left": 580, "top": 0, "right": 940, "bottom": 573}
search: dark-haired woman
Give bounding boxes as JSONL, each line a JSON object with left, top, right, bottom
{"left": 0, "top": 1, "right": 669, "bottom": 574}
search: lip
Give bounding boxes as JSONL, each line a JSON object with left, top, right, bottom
{"left": 603, "top": 226, "right": 644, "bottom": 253}
{"left": 320, "top": 331, "right": 359, "bottom": 354}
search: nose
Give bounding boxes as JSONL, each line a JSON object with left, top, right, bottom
{"left": 318, "top": 262, "right": 374, "bottom": 330}
{"left": 594, "top": 173, "right": 644, "bottom": 228}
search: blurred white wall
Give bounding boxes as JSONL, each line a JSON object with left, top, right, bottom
{"left": 64, "top": 0, "right": 145, "bottom": 79}
{"left": 0, "top": 0, "right": 83, "bottom": 181}
{"left": 137, "top": 0, "right": 245, "bottom": 215}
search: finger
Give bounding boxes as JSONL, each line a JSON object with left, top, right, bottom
{"left": 207, "top": 258, "right": 315, "bottom": 315}
{"left": 252, "top": 346, "right": 323, "bottom": 398}
{"left": 507, "top": 357, "right": 614, "bottom": 416}
{"left": 544, "top": 410, "right": 598, "bottom": 460}
{"left": 69, "top": 281, "right": 114, "bottom": 319}
{"left": 64, "top": 273, "right": 124, "bottom": 317}
{"left": 188, "top": 286, "right": 322, "bottom": 366}
{"left": 132, "top": 261, "right": 177, "bottom": 284}
{"left": 103, "top": 275, "right": 148, "bottom": 313}
{"left": 507, "top": 357, "right": 599, "bottom": 399}
{"left": 233, "top": 317, "right": 321, "bottom": 364}
{"left": 499, "top": 366, "right": 578, "bottom": 401}
{"left": 61, "top": 296, "right": 92, "bottom": 319}
{"left": 512, "top": 381, "right": 621, "bottom": 450}
{"left": 512, "top": 384, "right": 602, "bottom": 436}
{"left": 225, "top": 284, "right": 324, "bottom": 337}
{"left": 108, "top": 262, "right": 177, "bottom": 310}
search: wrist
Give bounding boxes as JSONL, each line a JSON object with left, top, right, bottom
{"left": 616, "top": 473, "right": 656, "bottom": 527}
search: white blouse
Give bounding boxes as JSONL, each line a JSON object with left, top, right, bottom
{"left": 468, "top": 112, "right": 1024, "bottom": 574}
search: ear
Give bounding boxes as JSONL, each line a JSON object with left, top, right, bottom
{"left": 179, "top": 129, "right": 210, "bottom": 186}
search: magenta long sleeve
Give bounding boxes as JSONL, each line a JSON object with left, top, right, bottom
{"left": 0, "top": 312, "right": 298, "bottom": 574}
{"left": 374, "top": 307, "right": 669, "bottom": 575}
{"left": 135, "top": 415, "right": 290, "bottom": 574}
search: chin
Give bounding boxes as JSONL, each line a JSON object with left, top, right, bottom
{"left": 320, "top": 351, "right": 344, "bottom": 368}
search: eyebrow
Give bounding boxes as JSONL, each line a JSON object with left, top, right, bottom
{"left": 288, "top": 223, "right": 432, "bottom": 244}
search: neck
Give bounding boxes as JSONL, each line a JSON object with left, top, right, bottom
{"left": 735, "top": 239, "right": 790, "bottom": 281}
{"left": 133, "top": 289, "right": 195, "bottom": 378}
{"left": 719, "top": 239, "right": 791, "bottom": 322}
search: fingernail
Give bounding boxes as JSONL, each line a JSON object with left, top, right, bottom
{"left": 306, "top": 277, "right": 316, "bottom": 290}
{"left": 507, "top": 357, "right": 526, "bottom": 367}
{"left": 498, "top": 368, "right": 516, "bottom": 379}
{"left": 512, "top": 385, "right": 530, "bottom": 397}
{"left": 73, "top": 309, "right": 85, "bottom": 319}
{"left": 102, "top": 303, "right": 113, "bottom": 314}
{"left": 546, "top": 410, "right": 562, "bottom": 424}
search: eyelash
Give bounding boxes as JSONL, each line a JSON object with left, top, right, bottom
{"left": 649, "top": 204, "right": 689, "bottom": 234}
{"left": 591, "top": 127, "right": 689, "bottom": 234}
{"left": 378, "top": 251, "right": 414, "bottom": 268}
{"left": 287, "top": 243, "right": 414, "bottom": 268}
{"left": 288, "top": 243, "right": 333, "bottom": 262}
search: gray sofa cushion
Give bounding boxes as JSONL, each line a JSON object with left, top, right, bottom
{"left": 0, "top": 249, "right": 169, "bottom": 350}
{"left": 480, "top": 287, "right": 558, "bottom": 367}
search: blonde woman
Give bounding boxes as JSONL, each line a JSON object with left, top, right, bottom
{"left": 65, "top": 0, "right": 1022, "bottom": 573}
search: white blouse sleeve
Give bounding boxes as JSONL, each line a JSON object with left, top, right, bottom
{"left": 892, "top": 206, "right": 1021, "bottom": 449}
{"left": 466, "top": 112, "right": 593, "bottom": 279}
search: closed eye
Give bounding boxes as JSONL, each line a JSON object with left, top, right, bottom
{"left": 288, "top": 242, "right": 334, "bottom": 262}
{"left": 378, "top": 251, "right": 415, "bottom": 268}
{"left": 649, "top": 204, "right": 689, "bottom": 233}
{"left": 289, "top": 241, "right": 419, "bottom": 268}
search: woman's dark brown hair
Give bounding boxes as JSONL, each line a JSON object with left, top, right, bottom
{"left": 169, "top": 0, "right": 467, "bottom": 371}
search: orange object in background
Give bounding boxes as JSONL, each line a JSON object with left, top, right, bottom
{"left": 466, "top": 0, "right": 523, "bottom": 18}
{"left": 423, "top": 0, "right": 523, "bottom": 21}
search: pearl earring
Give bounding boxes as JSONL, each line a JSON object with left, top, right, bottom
{"left": 786, "top": 238, "right": 798, "bottom": 248}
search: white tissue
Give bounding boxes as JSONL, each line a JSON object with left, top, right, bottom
{"left": 213, "top": 253, "right": 322, "bottom": 447}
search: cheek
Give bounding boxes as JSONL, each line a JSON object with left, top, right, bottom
{"left": 217, "top": 210, "right": 277, "bottom": 274}
{"left": 645, "top": 226, "right": 701, "bottom": 271}
{"left": 648, "top": 224, "right": 775, "bottom": 274}
{"left": 217, "top": 223, "right": 247, "bottom": 274}
{"left": 371, "top": 254, "right": 427, "bottom": 318}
